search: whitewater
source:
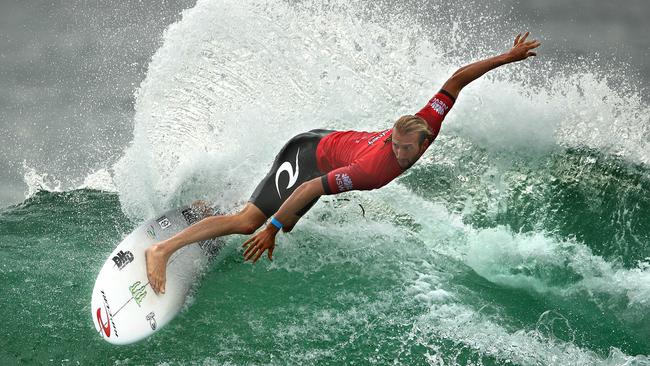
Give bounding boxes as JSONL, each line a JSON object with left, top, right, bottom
{"left": 1, "top": 0, "right": 649, "bottom": 364}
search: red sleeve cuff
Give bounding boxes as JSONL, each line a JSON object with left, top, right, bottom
{"left": 415, "top": 89, "right": 455, "bottom": 137}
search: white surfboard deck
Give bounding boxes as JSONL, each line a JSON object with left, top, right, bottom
{"left": 91, "top": 206, "right": 220, "bottom": 345}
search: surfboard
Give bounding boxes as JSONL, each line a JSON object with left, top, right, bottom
{"left": 91, "top": 206, "right": 221, "bottom": 345}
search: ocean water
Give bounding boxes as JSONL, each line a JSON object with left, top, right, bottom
{"left": 1, "top": 0, "right": 650, "bottom": 364}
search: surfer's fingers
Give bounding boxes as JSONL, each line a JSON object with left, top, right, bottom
{"left": 252, "top": 248, "right": 265, "bottom": 263}
{"left": 520, "top": 31, "right": 529, "bottom": 43}
{"left": 242, "top": 237, "right": 254, "bottom": 248}
{"left": 246, "top": 246, "right": 258, "bottom": 261}
{"left": 244, "top": 247, "right": 254, "bottom": 261}
{"left": 268, "top": 246, "right": 274, "bottom": 261}
{"left": 245, "top": 242, "right": 263, "bottom": 261}
{"left": 243, "top": 242, "right": 257, "bottom": 258}
{"left": 514, "top": 33, "right": 521, "bottom": 46}
{"left": 527, "top": 51, "right": 537, "bottom": 57}
{"left": 524, "top": 40, "right": 539, "bottom": 48}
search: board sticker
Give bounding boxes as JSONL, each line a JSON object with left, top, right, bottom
{"left": 157, "top": 216, "right": 171, "bottom": 229}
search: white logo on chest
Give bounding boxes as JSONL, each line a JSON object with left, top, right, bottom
{"left": 275, "top": 148, "right": 300, "bottom": 198}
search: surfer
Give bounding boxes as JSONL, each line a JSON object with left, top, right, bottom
{"left": 146, "top": 32, "right": 541, "bottom": 294}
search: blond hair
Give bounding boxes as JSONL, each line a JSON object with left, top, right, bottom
{"left": 393, "top": 115, "right": 432, "bottom": 144}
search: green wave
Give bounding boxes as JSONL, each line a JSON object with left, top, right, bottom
{"left": 404, "top": 144, "right": 650, "bottom": 267}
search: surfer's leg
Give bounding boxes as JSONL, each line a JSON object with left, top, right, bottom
{"left": 148, "top": 130, "right": 333, "bottom": 292}
{"left": 146, "top": 203, "right": 266, "bottom": 293}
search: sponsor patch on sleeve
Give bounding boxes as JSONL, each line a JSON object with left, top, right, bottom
{"left": 335, "top": 173, "right": 354, "bottom": 192}
{"left": 429, "top": 97, "right": 450, "bottom": 115}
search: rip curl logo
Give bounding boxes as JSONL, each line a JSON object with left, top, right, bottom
{"left": 275, "top": 148, "right": 300, "bottom": 198}
{"left": 96, "top": 306, "right": 111, "bottom": 337}
{"left": 96, "top": 290, "right": 118, "bottom": 338}
{"left": 429, "top": 97, "right": 449, "bottom": 116}
{"left": 335, "top": 173, "right": 353, "bottom": 192}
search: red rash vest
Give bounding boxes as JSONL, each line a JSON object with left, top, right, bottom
{"left": 316, "top": 90, "right": 456, "bottom": 194}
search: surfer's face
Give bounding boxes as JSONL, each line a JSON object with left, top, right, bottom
{"left": 391, "top": 129, "right": 429, "bottom": 169}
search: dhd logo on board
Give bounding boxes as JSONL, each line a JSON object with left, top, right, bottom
{"left": 112, "top": 250, "right": 134, "bottom": 270}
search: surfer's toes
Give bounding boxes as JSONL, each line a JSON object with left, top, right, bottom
{"left": 156, "top": 280, "right": 166, "bottom": 294}
{"left": 150, "top": 276, "right": 165, "bottom": 295}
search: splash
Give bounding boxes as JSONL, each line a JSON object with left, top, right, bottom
{"left": 465, "top": 227, "right": 650, "bottom": 309}
{"left": 111, "top": 0, "right": 648, "bottom": 222}
{"left": 111, "top": 0, "right": 461, "bottom": 219}
{"left": 80, "top": 169, "right": 117, "bottom": 192}
{"left": 23, "top": 162, "right": 63, "bottom": 198}
{"left": 22, "top": 163, "right": 116, "bottom": 199}
{"left": 102, "top": 0, "right": 649, "bottom": 362}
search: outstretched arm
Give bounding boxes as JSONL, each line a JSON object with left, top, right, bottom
{"left": 242, "top": 177, "right": 324, "bottom": 263}
{"left": 442, "top": 32, "right": 541, "bottom": 100}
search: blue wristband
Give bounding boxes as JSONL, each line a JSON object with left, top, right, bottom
{"left": 270, "top": 217, "right": 283, "bottom": 229}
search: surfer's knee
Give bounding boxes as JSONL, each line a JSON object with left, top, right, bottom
{"left": 238, "top": 219, "right": 262, "bottom": 235}
{"left": 231, "top": 211, "right": 263, "bottom": 234}
{"left": 233, "top": 204, "right": 266, "bottom": 234}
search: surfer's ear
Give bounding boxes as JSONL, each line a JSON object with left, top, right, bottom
{"left": 420, "top": 138, "right": 430, "bottom": 152}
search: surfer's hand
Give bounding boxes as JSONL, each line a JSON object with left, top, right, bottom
{"left": 507, "top": 32, "right": 541, "bottom": 62}
{"left": 242, "top": 226, "right": 277, "bottom": 263}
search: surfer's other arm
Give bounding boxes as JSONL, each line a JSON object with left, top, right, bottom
{"left": 441, "top": 32, "right": 541, "bottom": 100}
{"left": 242, "top": 177, "right": 324, "bottom": 263}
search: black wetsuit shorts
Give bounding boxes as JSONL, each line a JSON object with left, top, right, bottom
{"left": 249, "top": 129, "right": 334, "bottom": 218}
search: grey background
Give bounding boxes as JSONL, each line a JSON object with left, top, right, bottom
{"left": 0, "top": 0, "right": 196, "bottom": 205}
{"left": 0, "top": 0, "right": 648, "bottom": 208}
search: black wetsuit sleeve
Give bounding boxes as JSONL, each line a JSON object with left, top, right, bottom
{"left": 321, "top": 175, "right": 332, "bottom": 195}
{"left": 438, "top": 89, "right": 457, "bottom": 103}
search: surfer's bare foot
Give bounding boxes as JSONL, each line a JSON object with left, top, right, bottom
{"left": 145, "top": 244, "right": 169, "bottom": 294}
